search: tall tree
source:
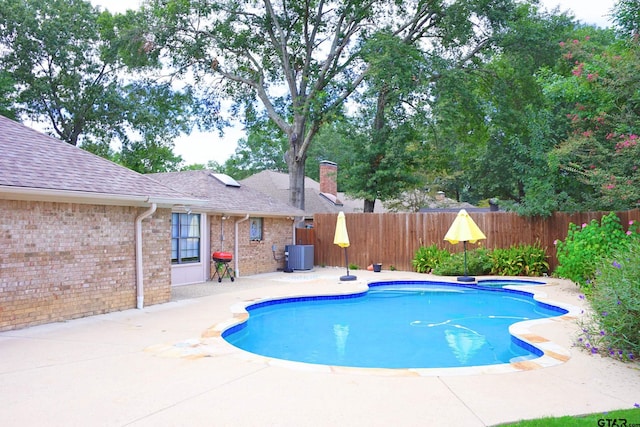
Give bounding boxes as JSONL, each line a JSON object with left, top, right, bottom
{"left": 341, "top": 32, "right": 427, "bottom": 212}
{"left": 471, "top": 6, "right": 575, "bottom": 213}
{"left": 613, "top": 0, "right": 640, "bottom": 36}
{"left": 428, "top": 3, "right": 575, "bottom": 212}
{"left": 348, "top": 0, "right": 525, "bottom": 212}
{"left": 543, "top": 28, "right": 640, "bottom": 210}
{"left": 0, "top": 0, "right": 201, "bottom": 172}
{"left": 141, "top": 0, "right": 516, "bottom": 210}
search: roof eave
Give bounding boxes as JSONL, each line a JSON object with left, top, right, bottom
{"left": 0, "top": 185, "right": 207, "bottom": 208}
{"left": 200, "top": 208, "right": 306, "bottom": 218}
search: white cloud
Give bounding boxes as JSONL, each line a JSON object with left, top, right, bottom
{"left": 90, "top": 0, "right": 137, "bottom": 13}
{"left": 173, "top": 127, "right": 244, "bottom": 166}
{"left": 539, "top": 0, "right": 615, "bottom": 28}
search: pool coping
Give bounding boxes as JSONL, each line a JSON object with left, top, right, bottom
{"left": 194, "top": 278, "right": 583, "bottom": 376}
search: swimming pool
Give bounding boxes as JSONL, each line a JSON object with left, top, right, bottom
{"left": 222, "top": 280, "right": 568, "bottom": 369}
{"left": 476, "top": 279, "right": 546, "bottom": 288}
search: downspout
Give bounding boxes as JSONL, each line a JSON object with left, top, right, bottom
{"left": 234, "top": 214, "right": 250, "bottom": 277}
{"left": 292, "top": 217, "right": 297, "bottom": 244}
{"left": 135, "top": 203, "right": 157, "bottom": 309}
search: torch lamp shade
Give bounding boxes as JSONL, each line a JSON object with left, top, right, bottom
{"left": 444, "top": 209, "right": 487, "bottom": 244}
{"left": 444, "top": 209, "right": 486, "bottom": 282}
{"left": 333, "top": 211, "right": 350, "bottom": 248}
{"left": 334, "top": 211, "right": 356, "bottom": 281}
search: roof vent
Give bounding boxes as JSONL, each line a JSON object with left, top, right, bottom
{"left": 211, "top": 173, "right": 240, "bottom": 187}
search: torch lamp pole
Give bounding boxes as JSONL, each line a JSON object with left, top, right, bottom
{"left": 340, "top": 247, "right": 357, "bottom": 281}
{"left": 457, "top": 241, "right": 475, "bottom": 282}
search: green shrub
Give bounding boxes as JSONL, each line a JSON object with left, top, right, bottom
{"left": 432, "top": 248, "right": 492, "bottom": 276}
{"left": 412, "top": 244, "right": 547, "bottom": 277}
{"left": 520, "top": 243, "right": 550, "bottom": 276}
{"left": 412, "top": 244, "right": 450, "bottom": 273}
{"left": 348, "top": 263, "right": 359, "bottom": 270}
{"left": 490, "top": 243, "right": 549, "bottom": 276}
{"left": 577, "top": 236, "right": 640, "bottom": 362}
{"left": 555, "top": 212, "right": 633, "bottom": 291}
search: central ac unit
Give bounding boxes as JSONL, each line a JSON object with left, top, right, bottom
{"left": 285, "top": 245, "right": 314, "bottom": 270}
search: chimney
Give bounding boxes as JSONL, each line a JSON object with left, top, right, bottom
{"left": 319, "top": 160, "right": 338, "bottom": 197}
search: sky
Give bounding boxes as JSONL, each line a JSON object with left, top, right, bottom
{"left": 91, "top": 0, "right": 617, "bottom": 166}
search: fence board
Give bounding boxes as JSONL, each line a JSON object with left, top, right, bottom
{"left": 307, "top": 209, "right": 640, "bottom": 273}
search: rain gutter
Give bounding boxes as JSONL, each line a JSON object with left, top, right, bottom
{"left": 234, "top": 214, "right": 250, "bottom": 276}
{"left": 291, "top": 216, "right": 300, "bottom": 244}
{"left": 135, "top": 202, "right": 157, "bottom": 309}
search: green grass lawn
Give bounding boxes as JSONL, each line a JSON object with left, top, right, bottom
{"left": 496, "top": 408, "right": 640, "bottom": 426}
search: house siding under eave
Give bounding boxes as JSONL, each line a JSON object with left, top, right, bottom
{"left": 0, "top": 115, "right": 203, "bottom": 331}
{"left": 148, "top": 170, "right": 306, "bottom": 283}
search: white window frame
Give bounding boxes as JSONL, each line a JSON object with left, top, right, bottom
{"left": 171, "top": 213, "right": 201, "bottom": 264}
{"left": 249, "top": 217, "right": 263, "bottom": 241}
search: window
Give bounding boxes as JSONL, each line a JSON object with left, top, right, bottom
{"left": 171, "top": 213, "right": 201, "bottom": 264}
{"left": 249, "top": 217, "right": 263, "bottom": 241}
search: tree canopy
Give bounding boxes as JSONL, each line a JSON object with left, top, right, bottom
{"left": 613, "top": 0, "right": 640, "bottom": 36}
{"left": 204, "top": 0, "right": 639, "bottom": 215}
{"left": 184, "top": 0, "right": 639, "bottom": 215}
{"left": 2, "top": 0, "right": 638, "bottom": 214}
{"left": 542, "top": 30, "right": 640, "bottom": 210}
{"left": 0, "top": 0, "right": 203, "bottom": 172}
{"left": 139, "top": 0, "right": 526, "bottom": 210}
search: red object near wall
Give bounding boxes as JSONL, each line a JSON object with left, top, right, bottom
{"left": 212, "top": 251, "right": 233, "bottom": 261}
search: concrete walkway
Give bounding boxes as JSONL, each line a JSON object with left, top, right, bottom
{"left": 1, "top": 268, "right": 639, "bottom": 426}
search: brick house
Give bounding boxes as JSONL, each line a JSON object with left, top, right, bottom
{"left": 0, "top": 115, "right": 207, "bottom": 331}
{"left": 148, "top": 170, "right": 305, "bottom": 285}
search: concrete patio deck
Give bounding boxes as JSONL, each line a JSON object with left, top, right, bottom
{"left": 1, "top": 268, "right": 639, "bottom": 426}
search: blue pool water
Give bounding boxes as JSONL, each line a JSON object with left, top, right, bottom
{"left": 222, "top": 280, "right": 567, "bottom": 369}
{"left": 476, "top": 279, "right": 545, "bottom": 288}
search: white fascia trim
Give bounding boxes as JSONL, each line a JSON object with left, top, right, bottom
{"left": 0, "top": 186, "right": 206, "bottom": 207}
{"left": 210, "top": 209, "right": 305, "bottom": 218}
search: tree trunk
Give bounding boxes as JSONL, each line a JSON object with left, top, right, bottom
{"left": 362, "top": 87, "right": 388, "bottom": 213}
{"left": 364, "top": 199, "right": 376, "bottom": 212}
{"left": 288, "top": 153, "right": 306, "bottom": 210}
{"left": 373, "top": 87, "right": 387, "bottom": 132}
{"left": 287, "top": 122, "right": 308, "bottom": 211}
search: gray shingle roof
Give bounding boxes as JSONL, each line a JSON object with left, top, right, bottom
{"left": 240, "top": 170, "right": 386, "bottom": 214}
{"left": 0, "top": 115, "right": 201, "bottom": 205}
{"left": 148, "top": 170, "right": 305, "bottom": 217}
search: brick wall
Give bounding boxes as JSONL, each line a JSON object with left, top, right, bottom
{"left": 140, "top": 207, "right": 172, "bottom": 305}
{"left": 0, "top": 200, "right": 172, "bottom": 331}
{"left": 319, "top": 160, "right": 338, "bottom": 197}
{"left": 209, "top": 215, "right": 294, "bottom": 276}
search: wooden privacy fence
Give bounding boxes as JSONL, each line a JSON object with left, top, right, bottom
{"left": 298, "top": 209, "right": 640, "bottom": 273}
